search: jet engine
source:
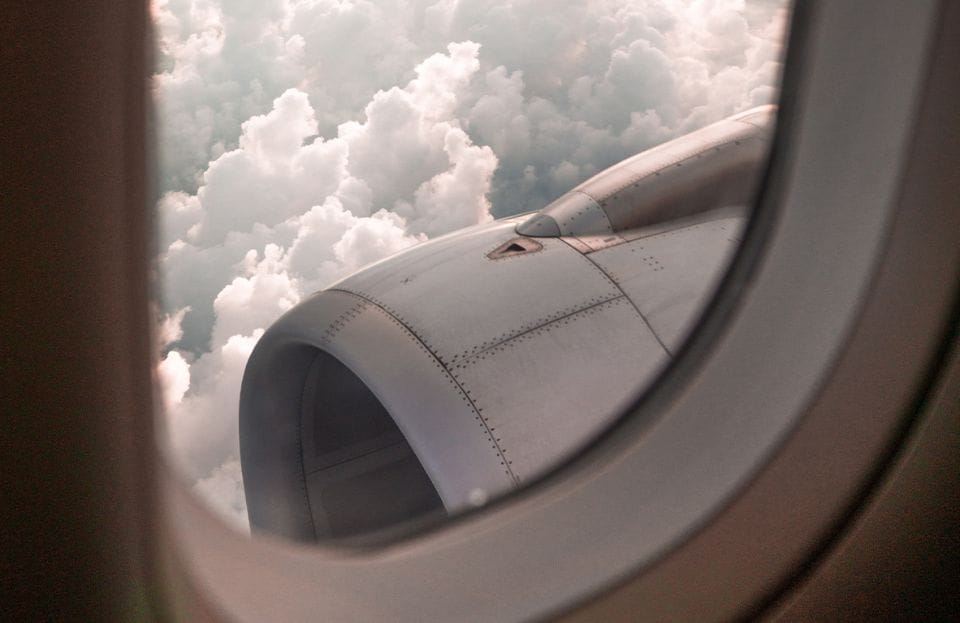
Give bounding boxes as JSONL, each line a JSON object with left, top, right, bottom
{"left": 239, "top": 106, "right": 775, "bottom": 542}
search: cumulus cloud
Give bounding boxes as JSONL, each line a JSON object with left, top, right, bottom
{"left": 159, "top": 42, "right": 491, "bottom": 351}
{"left": 193, "top": 459, "right": 249, "bottom": 532}
{"left": 152, "top": 0, "right": 788, "bottom": 530}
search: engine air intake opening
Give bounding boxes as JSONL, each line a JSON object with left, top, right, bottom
{"left": 300, "top": 349, "right": 445, "bottom": 540}
{"left": 240, "top": 341, "right": 444, "bottom": 543}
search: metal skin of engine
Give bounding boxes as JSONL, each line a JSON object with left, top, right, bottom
{"left": 239, "top": 106, "right": 775, "bottom": 543}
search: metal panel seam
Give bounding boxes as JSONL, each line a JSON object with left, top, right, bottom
{"left": 327, "top": 287, "right": 520, "bottom": 485}
{"left": 450, "top": 295, "right": 628, "bottom": 370}
{"left": 563, "top": 191, "right": 615, "bottom": 235}
{"left": 580, "top": 253, "right": 674, "bottom": 357}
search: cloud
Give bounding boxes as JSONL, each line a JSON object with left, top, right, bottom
{"left": 159, "top": 41, "right": 491, "bottom": 351}
{"left": 165, "top": 330, "right": 262, "bottom": 484}
{"left": 211, "top": 245, "right": 300, "bottom": 348}
{"left": 193, "top": 458, "right": 249, "bottom": 532}
{"left": 152, "top": 0, "right": 788, "bottom": 530}
{"left": 157, "top": 349, "right": 191, "bottom": 414}
{"left": 153, "top": 0, "right": 788, "bottom": 197}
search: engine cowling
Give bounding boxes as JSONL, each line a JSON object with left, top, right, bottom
{"left": 239, "top": 106, "right": 775, "bottom": 542}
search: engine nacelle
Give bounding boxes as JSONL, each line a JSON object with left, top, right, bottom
{"left": 239, "top": 106, "right": 775, "bottom": 542}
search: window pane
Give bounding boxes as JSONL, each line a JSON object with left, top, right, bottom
{"left": 152, "top": 0, "right": 790, "bottom": 539}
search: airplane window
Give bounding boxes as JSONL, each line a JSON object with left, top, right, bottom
{"left": 152, "top": 0, "right": 791, "bottom": 542}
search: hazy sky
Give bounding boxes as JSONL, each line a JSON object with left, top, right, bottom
{"left": 153, "top": 0, "right": 788, "bottom": 530}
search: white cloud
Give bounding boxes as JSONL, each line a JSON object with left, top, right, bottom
{"left": 211, "top": 245, "right": 300, "bottom": 348}
{"left": 394, "top": 128, "right": 497, "bottom": 236}
{"left": 156, "top": 306, "right": 190, "bottom": 349}
{"left": 158, "top": 41, "right": 494, "bottom": 352}
{"left": 157, "top": 349, "right": 191, "bottom": 413}
{"left": 193, "top": 458, "right": 249, "bottom": 532}
{"left": 152, "top": 0, "right": 788, "bottom": 531}
{"left": 166, "top": 330, "right": 263, "bottom": 483}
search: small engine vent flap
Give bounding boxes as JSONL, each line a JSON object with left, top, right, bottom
{"left": 487, "top": 237, "right": 543, "bottom": 260}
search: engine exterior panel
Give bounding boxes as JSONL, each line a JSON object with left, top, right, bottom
{"left": 518, "top": 105, "right": 773, "bottom": 238}
{"left": 589, "top": 212, "right": 747, "bottom": 353}
{"left": 333, "top": 220, "right": 624, "bottom": 365}
{"left": 305, "top": 290, "right": 517, "bottom": 512}
{"left": 240, "top": 107, "right": 771, "bottom": 542}
{"left": 450, "top": 295, "right": 668, "bottom": 482}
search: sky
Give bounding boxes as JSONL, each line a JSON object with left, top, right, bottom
{"left": 152, "top": 0, "right": 789, "bottom": 532}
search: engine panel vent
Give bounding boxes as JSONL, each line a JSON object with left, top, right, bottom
{"left": 487, "top": 237, "right": 544, "bottom": 260}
